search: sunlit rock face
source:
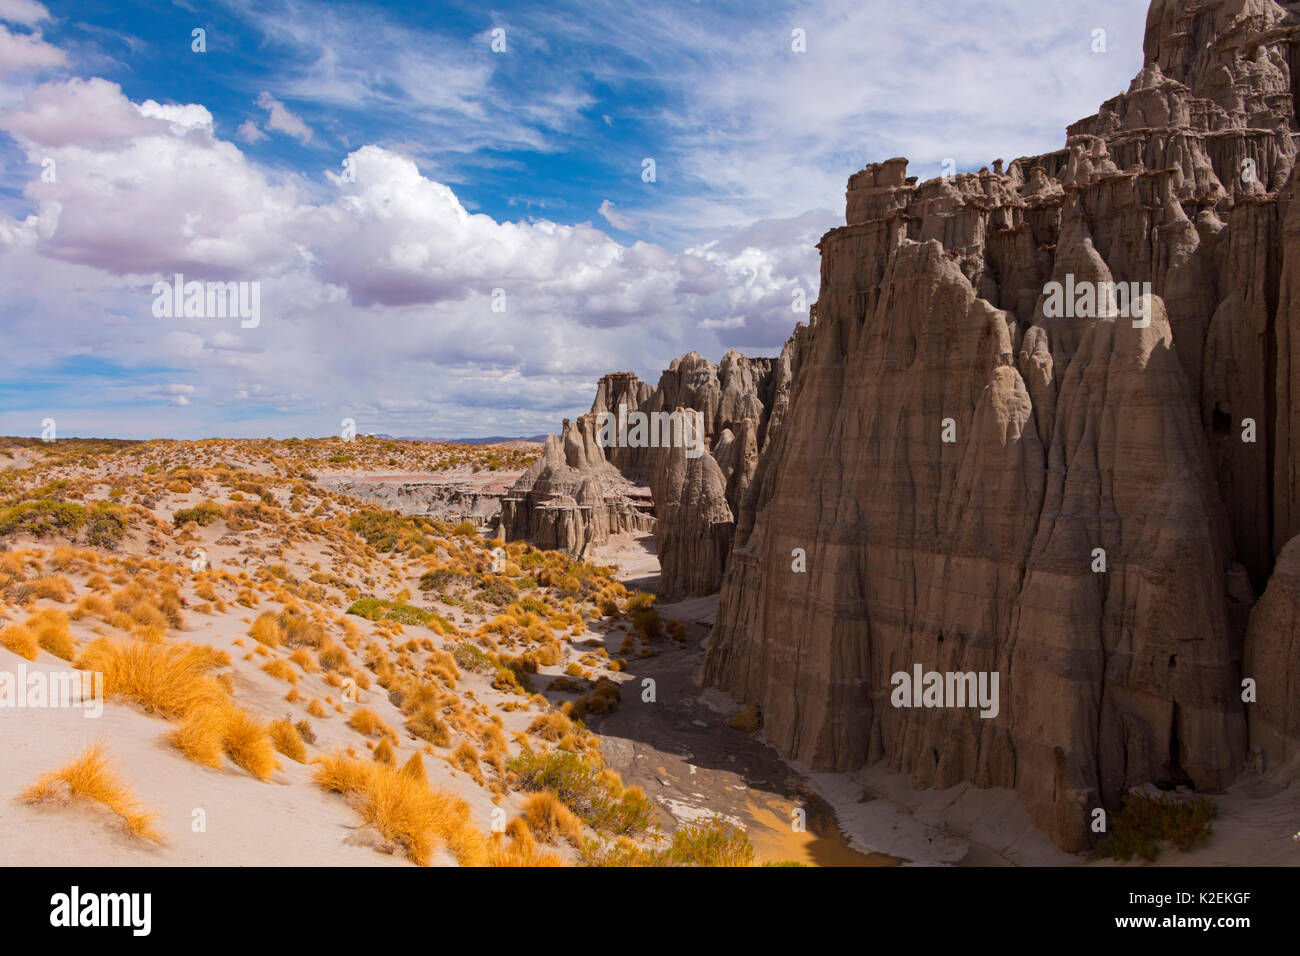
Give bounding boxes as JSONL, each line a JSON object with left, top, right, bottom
{"left": 704, "top": 0, "right": 1300, "bottom": 851}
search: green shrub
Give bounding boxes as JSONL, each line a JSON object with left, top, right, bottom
{"left": 452, "top": 641, "right": 493, "bottom": 673}
{"left": 86, "top": 502, "right": 128, "bottom": 548}
{"left": 1098, "top": 793, "right": 1218, "bottom": 862}
{"left": 347, "top": 511, "right": 444, "bottom": 553}
{"left": 172, "top": 500, "right": 223, "bottom": 527}
{"left": 508, "top": 750, "right": 654, "bottom": 836}
{"left": 345, "top": 597, "right": 444, "bottom": 628}
{"left": 418, "top": 567, "right": 471, "bottom": 593}
{"left": 0, "top": 500, "right": 87, "bottom": 538}
{"left": 579, "top": 818, "right": 755, "bottom": 867}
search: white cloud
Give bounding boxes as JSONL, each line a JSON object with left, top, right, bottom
{"left": 598, "top": 199, "right": 636, "bottom": 231}
{"left": 492, "top": 0, "right": 1148, "bottom": 238}
{"left": 0, "top": 0, "right": 51, "bottom": 27}
{"left": 255, "top": 91, "right": 313, "bottom": 143}
{"left": 0, "top": 79, "right": 821, "bottom": 438}
{"left": 237, "top": 119, "right": 267, "bottom": 142}
{"left": 0, "top": 22, "right": 65, "bottom": 74}
{"left": 151, "top": 384, "right": 196, "bottom": 407}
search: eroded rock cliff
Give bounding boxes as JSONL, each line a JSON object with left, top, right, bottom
{"left": 505, "top": 346, "right": 797, "bottom": 598}
{"left": 704, "top": 0, "right": 1300, "bottom": 850}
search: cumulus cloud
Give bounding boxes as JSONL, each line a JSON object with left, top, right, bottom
{"left": 0, "top": 78, "right": 822, "bottom": 439}
{"left": 0, "top": 22, "right": 65, "bottom": 75}
{"left": 0, "top": 0, "right": 51, "bottom": 27}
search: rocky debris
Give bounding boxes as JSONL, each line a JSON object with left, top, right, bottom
{"left": 704, "top": 0, "right": 1300, "bottom": 851}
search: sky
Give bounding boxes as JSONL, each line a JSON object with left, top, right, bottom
{"left": 0, "top": 0, "right": 1148, "bottom": 439}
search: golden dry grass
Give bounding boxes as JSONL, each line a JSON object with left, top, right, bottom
{"left": 249, "top": 611, "right": 282, "bottom": 648}
{"left": 167, "top": 704, "right": 227, "bottom": 768}
{"left": 269, "top": 718, "right": 308, "bottom": 763}
{"left": 28, "top": 574, "right": 74, "bottom": 603}
{"left": 22, "top": 743, "right": 162, "bottom": 843}
{"left": 288, "top": 647, "right": 318, "bottom": 672}
{"left": 314, "top": 753, "right": 482, "bottom": 866}
{"left": 0, "top": 622, "right": 39, "bottom": 660}
{"left": 221, "top": 708, "right": 278, "bottom": 780}
{"left": 521, "top": 791, "right": 585, "bottom": 847}
{"left": 486, "top": 819, "right": 564, "bottom": 867}
{"left": 27, "top": 608, "right": 76, "bottom": 660}
{"left": 261, "top": 658, "right": 298, "bottom": 683}
{"left": 71, "top": 592, "right": 112, "bottom": 622}
{"left": 77, "top": 638, "right": 227, "bottom": 718}
{"left": 527, "top": 712, "right": 574, "bottom": 742}
{"left": 165, "top": 702, "right": 277, "bottom": 779}
{"left": 347, "top": 708, "right": 397, "bottom": 740}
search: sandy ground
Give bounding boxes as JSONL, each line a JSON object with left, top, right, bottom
{"left": 583, "top": 532, "right": 895, "bottom": 866}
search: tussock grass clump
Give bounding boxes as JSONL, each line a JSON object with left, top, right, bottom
{"left": 527, "top": 712, "right": 575, "bottom": 742}
{"left": 27, "top": 608, "right": 76, "bottom": 659}
{"left": 451, "top": 741, "right": 483, "bottom": 783}
{"left": 77, "top": 638, "right": 227, "bottom": 718}
{"left": 28, "top": 574, "right": 74, "bottom": 602}
{"left": 288, "top": 647, "right": 318, "bottom": 672}
{"left": 261, "top": 658, "right": 297, "bottom": 683}
{"left": 218, "top": 708, "right": 278, "bottom": 780}
{"left": 269, "top": 718, "right": 308, "bottom": 763}
{"left": 75, "top": 637, "right": 276, "bottom": 779}
{"left": 22, "top": 743, "right": 162, "bottom": 844}
{"left": 0, "top": 622, "right": 39, "bottom": 660}
{"left": 249, "top": 611, "right": 283, "bottom": 647}
{"left": 71, "top": 592, "right": 111, "bottom": 621}
{"left": 1098, "top": 792, "right": 1219, "bottom": 861}
{"left": 166, "top": 703, "right": 278, "bottom": 779}
{"left": 168, "top": 705, "right": 228, "bottom": 768}
{"left": 522, "top": 791, "right": 584, "bottom": 846}
{"left": 295, "top": 718, "right": 317, "bottom": 745}
{"left": 406, "top": 704, "right": 452, "bottom": 747}
{"left": 317, "top": 639, "right": 348, "bottom": 671}
{"left": 313, "top": 753, "right": 481, "bottom": 866}
{"left": 348, "top": 708, "right": 397, "bottom": 740}
{"left": 487, "top": 821, "right": 565, "bottom": 867}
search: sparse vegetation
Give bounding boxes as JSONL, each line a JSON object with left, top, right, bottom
{"left": 1098, "top": 792, "right": 1219, "bottom": 862}
{"left": 22, "top": 743, "right": 162, "bottom": 844}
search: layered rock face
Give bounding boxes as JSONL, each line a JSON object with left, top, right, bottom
{"left": 704, "top": 0, "right": 1300, "bottom": 850}
{"left": 506, "top": 347, "right": 801, "bottom": 597}
{"left": 327, "top": 478, "right": 506, "bottom": 527}
{"left": 1243, "top": 536, "right": 1300, "bottom": 776}
{"left": 499, "top": 421, "right": 653, "bottom": 557}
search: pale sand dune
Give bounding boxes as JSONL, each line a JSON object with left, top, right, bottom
{"left": 0, "top": 647, "right": 418, "bottom": 866}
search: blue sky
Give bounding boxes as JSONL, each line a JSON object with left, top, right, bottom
{"left": 0, "top": 0, "right": 1148, "bottom": 439}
